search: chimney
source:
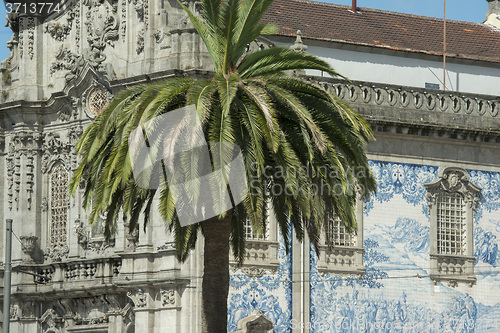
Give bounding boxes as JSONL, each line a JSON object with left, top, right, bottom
{"left": 352, "top": 0, "right": 357, "bottom": 13}
{"left": 485, "top": 0, "right": 500, "bottom": 28}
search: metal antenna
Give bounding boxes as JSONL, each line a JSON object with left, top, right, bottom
{"left": 443, "top": 0, "right": 447, "bottom": 91}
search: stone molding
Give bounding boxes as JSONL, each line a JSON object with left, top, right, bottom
{"left": 425, "top": 167, "right": 481, "bottom": 287}
{"left": 309, "top": 77, "right": 500, "bottom": 140}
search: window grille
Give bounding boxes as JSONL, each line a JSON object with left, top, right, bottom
{"left": 88, "top": 87, "right": 110, "bottom": 117}
{"left": 437, "top": 192, "right": 466, "bottom": 255}
{"left": 244, "top": 219, "right": 269, "bottom": 240}
{"left": 49, "top": 165, "right": 69, "bottom": 248}
{"left": 326, "top": 215, "right": 356, "bottom": 247}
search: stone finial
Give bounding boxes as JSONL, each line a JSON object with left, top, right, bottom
{"left": 235, "top": 310, "right": 274, "bottom": 333}
{"left": 290, "top": 30, "right": 308, "bottom": 52}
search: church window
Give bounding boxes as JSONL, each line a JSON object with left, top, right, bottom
{"left": 425, "top": 167, "right": 480, "bottom": 287}
{"left": 49, "top": 164, "right": 69, "bottom": 248}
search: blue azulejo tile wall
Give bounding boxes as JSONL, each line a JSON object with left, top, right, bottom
{"left": 310, "top": 160, "right": 500, "bottom": 333}
{"left": 227, "top": 160, "right": 500, "bottom": 332}
{"left": 228, "top": 231, "right": 292, "bottom": 332}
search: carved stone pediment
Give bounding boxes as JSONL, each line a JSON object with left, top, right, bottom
{"left": 424, "top": 167, "right": 481, "bottom": 210}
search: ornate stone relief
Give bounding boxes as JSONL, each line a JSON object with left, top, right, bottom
{"left": 241, "top": 266, "right": 269, "bottom": 279}
{"left": 88, "top": 237, "right": 116, "bottom": 253}
{"left": 84, "top": 0, "right": 120, "bottom": 69}
{"left": 160, "top": 288, "right": 176, "bottom": 307}
{"left": 6, "top": 131, "right": 42, "bottom": 211}
{"left": 127, "top": 289, "right": 147, "bottom": 308}
{"left": 425, "top": 167, "right": 481, "bottom": 212}
{"left": 136, "top": 28, "right": 145, "bottom": 54}
{"left": 41, "top": 132, "right": 75, "bottom": 174}
{"left": 19, "top": 17, "right": 24, "bottom": 58}
{"left": 44, "top": 245, "right": 70, "bottom": 262}
{"left": 1, "top": 35, "right": 19, "bottom": 70}
{"left": 50, "top": 47, "right": 74, "bottom": 74}
{"left": 132, "top": 0, "right": 148, "bottom": 28}
{"left": 75, "top": 217, "right": 89, "bottom": 249}
{"left": 121, "top": 0, "right": 127, "bottom": 39}
{"left": 41, "top": 196, "right": 49, "bottom": 212}
{"left": 41, "top": 308, "right": 62, "bottom": 332}
{"left": 27, "top": 17, "right": 35, "bottom": 60}
{"left": 41, "top": 295, "right": 129, "bottom": 328}
{"left": 10, "top": 304, "right": 20, "bottom": 320}
{"left": 124, "top": 220, "right": 139, "bottom": 250}
{"left": 45, "top": 8, "right": 76, "bottom": 41}
{"left": 131, "top": 0, "right": 148, "bottom": 54}
{"left": 20, "top": 235, "right": 38, "bottom": 262}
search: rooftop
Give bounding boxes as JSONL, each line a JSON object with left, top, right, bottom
{"left": 263, "top": 0, "right": 500, "bottom": 63}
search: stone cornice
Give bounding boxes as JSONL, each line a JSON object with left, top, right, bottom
{"left": 308, "top": 76, "right": 500, "bottom": 140}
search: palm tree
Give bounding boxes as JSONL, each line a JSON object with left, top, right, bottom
{"left": 69, "top": 0, "right": 377, "bottom": 331}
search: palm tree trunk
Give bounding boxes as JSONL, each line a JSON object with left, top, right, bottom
{"left": 201, "top": 211, "right": 232, "bottom": 333}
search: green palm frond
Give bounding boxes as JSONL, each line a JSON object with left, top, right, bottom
{"left": 71, "top": 0, "right": 376, "bottom": 263}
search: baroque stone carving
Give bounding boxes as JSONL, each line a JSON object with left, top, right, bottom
{"left": 124, "top": 220, "right": 139, "bottom": 250}
{"left": 45, "top": 9, "right": 76, "bottom": 41}
{"left": 20, "top": 235, "right": 38, "bottom": 261}
{"left": 41, "top": 196, "right": 49, "bottom": 212}
{"left": 41, "top": 132, "right": 77, "bottom": 174}
{"left": 41, "top": 309, "right": 60, "bottom": 329}
{"left": 75, "top": 217, "right": 89, "bottom": 250}
{"left": 121, "top": 0, "right": 127, "bottom": 39}
{"left": 136, "top": 28, "right": 145, "bottom": 54}
{"left": 19, "top": 17, "right": 24, "bottom": 58}
{"left": 241, "top": 266, "right": 268, "bottom": 279}
{"left": 44, "top": 245, "right": 70, "bottom": 262}
{"left": 85, "top": 0, "right": 120, "bottom": 70}
{"left": 27, "top": 17, "right": 35, "bottom": 60}
{"left": 160, "top": 288, "right": 176, "bottom": 306}
{"left": 6, "top": 131, "right": 42, "bottom": 211}
{"left": 50, "top": 47, "right": 74, "bottom": 74}
{"left": 10, "top": 304, "right": 20, "bottom": 320}
{"left": 127, "top": 289, "right": 147, "bottom": 308}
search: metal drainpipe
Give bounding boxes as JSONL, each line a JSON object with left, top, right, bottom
{"left": 3, "top": 219, "right": 13, "bottom": 333}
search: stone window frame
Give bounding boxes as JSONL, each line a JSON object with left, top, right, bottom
{"left": 424, "top": 167, "right": 481, "bottom": 287}
{"left": 48, "top": 163, "right": 70, "bottom": 249}
{"left": 230, "top": 210, "right": 280, "bottom": 277}
{"left": 42, "top": 162, "right": 71, "bottom": 262}
{"left": 317, "top": 197, "right": 365, "bottom": 275}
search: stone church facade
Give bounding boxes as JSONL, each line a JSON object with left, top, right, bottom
{"left": 0, "top": 0, "right": 500, "bottom": 332}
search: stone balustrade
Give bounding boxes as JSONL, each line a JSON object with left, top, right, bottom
{"left": 32, "top": 258, "right": 122, "bottom": 284}
{"left": 313, "top": 77, "right": 500, "bottom": 118}
{"left": 430, "top": 254, "right": 476, "bottom": 287}
{"left": 317, "top": 245, "right": 365, "bottom": 275}
{"left": 308, "top": 77, "right": 500, "bottom": 141}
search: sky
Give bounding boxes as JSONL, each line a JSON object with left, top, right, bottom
{"left": 0, "top": 0, "right": 490, "bottom": 62}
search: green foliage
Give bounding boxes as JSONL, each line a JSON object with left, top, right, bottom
{"left": 70, "top": 0, "right": 376, "bottom": 264}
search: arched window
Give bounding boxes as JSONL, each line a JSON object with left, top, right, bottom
{"left": 425, "top": 167, "right": 481, "bottom": 287}
{"left": 49, "top": 164, "right": 69, "bottom": 248}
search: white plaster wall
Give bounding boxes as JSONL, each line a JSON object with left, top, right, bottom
{"left": 275, "top": 41, "right": 500, "bottom": 96}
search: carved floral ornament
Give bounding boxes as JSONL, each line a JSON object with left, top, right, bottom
{"left": 424, "top": 167, "right": 481, "bottom": 210}
{"left": 160, "top": 288, "right": 176, "bottom": 306}
{"left": 127, "top": 289, "right": 147, "bottom": 308}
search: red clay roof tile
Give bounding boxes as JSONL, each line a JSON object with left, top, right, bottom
{"left": 263, "top": 0, "right": 500, "bottom": 63}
